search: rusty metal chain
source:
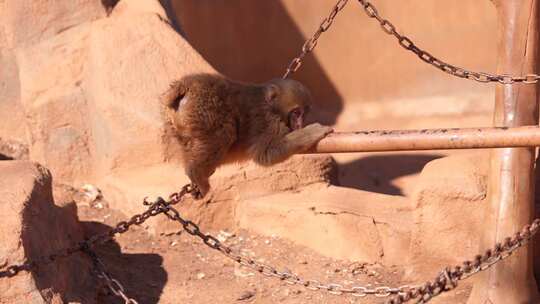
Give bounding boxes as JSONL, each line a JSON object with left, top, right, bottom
{"left": 356, "top": 0, "right": 540, "bottom": 85}
{"left": 386, "top": 218, "right": 540, "bottom": 304}
{"left": 3, "top": 180, "right": 540, "bottom": 302}
{"left": 283, "top": 0, "right": 540, "bottom": 84}
{"left": 0, "top": 184, "right": 193, "bottom": 279}
{"left": 282, "top": 0, "right": 349, "bottom": 79}
{"left": 158, "top": 202, "right": 417, "bottom": 298}
{"left": 84, "top": 247, "right": 139, "bottom": 304}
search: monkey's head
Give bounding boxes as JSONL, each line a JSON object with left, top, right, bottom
{"left": 265, "top": 79, "right": 312, "bottom": 131}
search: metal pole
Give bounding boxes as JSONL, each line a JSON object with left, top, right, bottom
{"left": 468, "top": 1, "right": 540, "bottom": 303}
{"left": 308, "top": 126, "right": 540, "bottom": 153}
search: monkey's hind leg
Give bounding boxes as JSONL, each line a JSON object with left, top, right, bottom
{"left": 184, "top": 138, "right": 233, "bottom": 199}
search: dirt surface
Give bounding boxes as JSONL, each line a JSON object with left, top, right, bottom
{"left": 78, "top": 202, "right": 471, "bottom": 304}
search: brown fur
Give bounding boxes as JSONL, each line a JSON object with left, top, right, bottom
{"left": 162, "top": 73, "right": 332, "bottom": 198}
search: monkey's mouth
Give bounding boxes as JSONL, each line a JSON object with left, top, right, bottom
{"left": 288, "top": 115, "right": 303, "bottom": 131}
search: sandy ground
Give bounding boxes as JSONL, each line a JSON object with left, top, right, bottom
{"left": 78, "top": 201, "right": 471, "bottom": 304}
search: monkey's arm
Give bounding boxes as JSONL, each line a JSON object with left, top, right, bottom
{"left": 253, "top": 123, "right": 333, "bottom": 166}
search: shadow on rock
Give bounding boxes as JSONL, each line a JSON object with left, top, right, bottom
{"left": 22, "top": 185, "right": 97, "bottom": 303}
{"left": 82, "top": 221, "right": 167, "bottom": 304}
{"left": 338, "top": 154, "right": 444, "bottom": 196}
{"left": 0, "top": 153, "right": 12, "bottom": 160}
{"left": 21, "top": 181, "right": 166, "bottom": 304}
{"left": 101, "top": 0, "right": 119, "bottom": 13}
{"left": 172, "top": 0, "right": 343, "bottom": 125}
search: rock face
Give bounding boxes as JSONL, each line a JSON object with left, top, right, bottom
{"left": 98, "top": 155, "right": 339, "bottom": 235}
{"left": 0, "top": 161, "right": 96, "bottom": 303}
{"left": 1, "top": 0, "right": 214, "bottom": 184}
{"left": 407, "top": 152, "right": 489, "bottom": 277}
{"left": 236, "top": 184, "right": 413, "bottom": 265}
{"left": 0, "top": 138, "right": 28, "bottom": 160}
{"left": 0, "top": 0, "right": 107, "bottom": 144}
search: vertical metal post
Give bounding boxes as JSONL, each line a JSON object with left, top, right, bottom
{"left": 468, "top": 1, "right": 540, "bottom": 303}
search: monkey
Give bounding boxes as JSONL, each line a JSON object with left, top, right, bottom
{"left": 162, "top": 73, "right": 333, "bottom": 198}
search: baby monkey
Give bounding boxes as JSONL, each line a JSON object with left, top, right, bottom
{"left": 162, "top": 73, "right": 333, "bottom": 198}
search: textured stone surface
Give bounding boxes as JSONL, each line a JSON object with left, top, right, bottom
{"left": 0, "top": 161, "right": 96, "bottom": 303}
{"left": 235, "top": 184, "right": 413, "bottom": 265}
{"left": 96, "top": 155, "right": 339, "bottom": 234}
{"left": 84, "top": 3, "right": 214, "bottom": 178}
{"left": 3, "top": 0, "right": 214, "bottom": 184}
{"left": 0, "top": 45, "right": 25, "bottom": 143}
{"left": 0, "top": 0, "right": 106, "bottom": 48}
{"left": 16, "top": 23, "right": 94, "bottom": 183}
{"left": 407, "top": 152, "right": 489, "bottom": 278}
{"left": 0, "top": 138, "right": 28, "bottom": 160}
{"left": 0, "top": 0, "right": 107, "bottom": 149}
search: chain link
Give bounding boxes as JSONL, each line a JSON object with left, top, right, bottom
{"left": 159, "top": 203, "right": 416, "bottom": 298}
{"left": 283, "top": 0, "right": 349, "bottom": 79}
{"left": 386, "top": 218, "right": 540, "bottom": 303}
{"left": 356, "top": 0, "right": 540, "bottom": 85}
{"left": 0, "top": 184, "right": 193, "bottom": 278}
{"left": 84, "top": 247, "right": 139, "bottom": 304}
{"left": 283, "top": 0, "right": 540, "bottom": 84}
{"left": 3, "top": 181, "right": 540, "bottom": 302}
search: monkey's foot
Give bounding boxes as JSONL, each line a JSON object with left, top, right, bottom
{"left": 189, "top": 184, "right": 205, "bottom": 199}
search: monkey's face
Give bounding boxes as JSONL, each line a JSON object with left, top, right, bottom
{"left": 287, "top": 105, "right": 310, "bottom": 130}
{"left": 266, "top": 79, "right": 312, "bottom": 131}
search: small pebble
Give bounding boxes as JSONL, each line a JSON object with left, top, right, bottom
{"left": 217, "top": 230, "right": 236, "bottom": 242}
{"left": 237, "top": 290, "right": 255, "bottom": 301}
{"left": 234, "top": 265, "right": 255, "bottom": 278}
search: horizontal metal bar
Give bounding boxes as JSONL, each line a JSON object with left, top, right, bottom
{"left": 308, "top": 126, "right": 540, "bottom": 153}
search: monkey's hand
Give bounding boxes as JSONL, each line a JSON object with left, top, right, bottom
{"left": 284, "top": 123, "right": 333, "bottom": 152}
{"left": 190, "top": 183, "right": 209, "bottom": 199}
{"left": 252, "top": 123, "right": 333, "bottom": 166}
{"left": 302, "top": 123, "right": 334, "bottom": 141}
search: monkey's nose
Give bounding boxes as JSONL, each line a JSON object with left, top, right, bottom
{"left": 296, "top": 117, "right": 304, "bottom": 130}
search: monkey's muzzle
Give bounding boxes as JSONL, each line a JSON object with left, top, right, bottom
{"left": 288, "top": 110, "right": 304, "bottom": 130}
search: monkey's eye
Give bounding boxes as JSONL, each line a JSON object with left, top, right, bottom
{"left": 291, "top": 108, "right": 302, "bottom": 116}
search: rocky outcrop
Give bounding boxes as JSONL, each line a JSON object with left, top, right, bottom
{"left": 0, "top": 161, "right": 96, "bottom": 303}
{"left": 407, "top": 152, "right": 489, "bottom": 277}
{"left": 0, "top": 0, "right": 108, "bottom": 145}
{"left": 235, "top": 184, "right": 413, "bottom": 265}
{"left": 97, "top": 155, "right": 339, "bottom": 234}
{"left": 1, "top": 0, "right": 214, "bottom": 184}
{"left": 0, "top": 138, "right": 28, "bottom": 160}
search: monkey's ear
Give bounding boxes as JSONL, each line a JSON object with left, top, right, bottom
{"left": 265, "top": 84, "right": 280, "bottom": 103}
